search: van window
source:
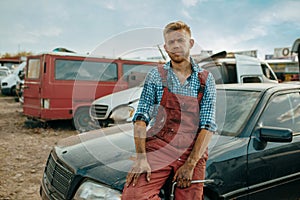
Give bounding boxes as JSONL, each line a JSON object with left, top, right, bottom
{"left": 27, "top": 59, "right": 41, "bottom": 79}
{"left": 242, "top": 76, "right": 262, "bottom": 83}
{"left": 223, "top": 64, "right": 238, "bottom": 83}
{"left": 55, "top": 60, "right": 117, "bottom": 81}
{"left": 261, "top": 64, "right": 277, "bottom": 81}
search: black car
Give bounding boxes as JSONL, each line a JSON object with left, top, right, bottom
{"left": 40, "top": 83, "right": 300, "bottom": 200}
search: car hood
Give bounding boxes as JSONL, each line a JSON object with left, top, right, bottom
{"left": 92, "top": 86, "right": 143, "bottom": 107}
{"left": 55, "top": 124, "right": 246, "bottom": 191}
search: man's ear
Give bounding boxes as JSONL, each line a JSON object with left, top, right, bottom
{"left": 164, "top": 44, "right": 167, "bottom": 51}
{"left": 189, "top": 39, "right": 194, "bottom": 49}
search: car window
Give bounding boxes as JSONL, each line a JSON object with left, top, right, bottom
{"left": 258, "top": 92, "right": 300, "bottom": 133}
{"left": 216, "top": 89, "right": 260, "bottom": 136}
{"left": 0, "top": 70, "right": 8, "bottom": 76}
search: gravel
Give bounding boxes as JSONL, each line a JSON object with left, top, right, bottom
{"left": 0, "top": 96, "right": 76, "bottom": 200}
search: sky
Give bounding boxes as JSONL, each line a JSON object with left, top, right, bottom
{"left": 1, "top": 0, "right": 300, "bottom": 59}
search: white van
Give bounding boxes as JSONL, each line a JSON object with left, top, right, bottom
{"left": 1, "top": 62, "right": 26, "bottom": 96}
{"left": 198, "top": 52, "right": 278, "bottom": 84}
{"left": 90, "top": 53, "right": 278, "bottom": 127}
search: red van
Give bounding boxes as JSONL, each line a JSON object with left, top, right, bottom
{"left": 23, "top": 52, "right": 157, "bottom": 131}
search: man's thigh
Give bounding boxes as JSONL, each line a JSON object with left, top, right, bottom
{"left": 122, "top": 167, "right": 172, "bottom": 200}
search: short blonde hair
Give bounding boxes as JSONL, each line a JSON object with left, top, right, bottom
{"left": 163, "top": 21, "right": 191, "bottom": 37}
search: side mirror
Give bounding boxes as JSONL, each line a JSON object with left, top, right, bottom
{"left": 260, "top": 126, "right": 293, "bottom": 143}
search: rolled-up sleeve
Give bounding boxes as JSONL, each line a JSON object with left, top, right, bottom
{"left": 199, "top": 72, "right": 217, "bottom": 132}
{"left": 132, "top": 68, "right": 159, "bottom": 126}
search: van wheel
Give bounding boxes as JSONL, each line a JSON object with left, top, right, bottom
{"left": 73, "top": 107, "right": 93, "bottom": 133}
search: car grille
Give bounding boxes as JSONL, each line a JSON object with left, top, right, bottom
{"left": 90, "top": 104, "right": 109, "bottom": 119}
{"left": 44, "top": 153, "right": 74, "bottom": 199}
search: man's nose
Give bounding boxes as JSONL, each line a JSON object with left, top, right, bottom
{"left": 172, "top": 41, "right": 180, "bottom": 49}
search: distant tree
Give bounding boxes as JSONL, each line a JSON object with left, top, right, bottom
{"left": 0, "top": 51, "right": 33, "bottom": 58}
{"left": 1, "top": 52, "right": 12, "bottom": 58}
{"left": 16, "top": 51, "right": 33, "bottom": 57}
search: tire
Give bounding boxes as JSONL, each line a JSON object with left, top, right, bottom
{"left": 73, "top": 107, "right": 94, "bottom": 133}
{"left": 11, "top": 86, "right": 16, "bottom": 96}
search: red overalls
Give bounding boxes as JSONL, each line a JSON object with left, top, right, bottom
{"left": 122, "top": 67, "right": 209, "bottom": 200}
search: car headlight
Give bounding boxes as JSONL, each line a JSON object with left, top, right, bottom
{"left": 73, "top": 180, "right": 121, "bottom": 200}
{"left": 110, "top": 105, "right": 135, "bottom": 122}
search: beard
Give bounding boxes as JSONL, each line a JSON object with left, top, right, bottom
{"left": 167, "top": 51, "right": 190, "bottom": 64}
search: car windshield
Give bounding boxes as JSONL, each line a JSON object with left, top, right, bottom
{"left": 0, "top": 70, "right": 7, "bottom": 76}
{"left": 216, "top": 89, "right": 260, "bottom": 136}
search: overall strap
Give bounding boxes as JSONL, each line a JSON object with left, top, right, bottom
{"left": 197, "top": 69, "right": 209, "bottom": 102}
{"left": 157, "top": 64, "right": 168, "bottom": 88}
{"left": 157, "top": 64, "right": 169, "bottom": 106}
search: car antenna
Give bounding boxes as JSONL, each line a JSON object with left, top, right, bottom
{"left": 156, "top": 44, "right": 167, "bottom": 61}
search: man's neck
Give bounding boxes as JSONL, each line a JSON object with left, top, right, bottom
{"left": 171, "top": 59, "right": 192, "bottom": 74}
{"left": 171, "top": 59, "right": 193, "bottom": 84}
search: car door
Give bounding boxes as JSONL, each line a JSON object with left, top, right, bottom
{"left": 247, "top": 89, "right": 300, "bottom": 199}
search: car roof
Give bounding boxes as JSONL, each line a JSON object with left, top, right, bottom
{"left": 216, "top": 83, "right": 300, "bottom": 92}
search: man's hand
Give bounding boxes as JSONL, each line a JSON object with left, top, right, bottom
{"left": 173, "top": 162, "right": 195, "bottom": 188}
{"left": 126, "top": 158, "right": 151, "bottom": 187}
{"left": 125, "top": 120, "right": 150, "bottom": 187}
{"left": 172, "top": 129, "right": 213, "bottom": 188}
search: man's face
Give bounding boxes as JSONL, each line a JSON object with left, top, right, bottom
{"left": 164, "top": 30, "right": 194, "bottom": 64}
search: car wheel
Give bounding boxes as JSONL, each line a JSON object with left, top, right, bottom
{"left": 73, "top": 107, "right": 93, "bottom": 133}
{"left": 204, "top": 194, "right": 212, "bottom": 200}
{"left": 11, "top": 86, "right": 16, "bottom": 96}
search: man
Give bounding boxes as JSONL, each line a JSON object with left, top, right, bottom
{"left": 122, "top": 21, "right": 217, "bottom": 200}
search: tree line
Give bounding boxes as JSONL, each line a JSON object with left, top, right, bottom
{"left": 0, "top": 51, "right": 33, "bottom": 58}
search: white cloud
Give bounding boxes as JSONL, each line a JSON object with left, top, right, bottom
{"left": 260, "top": 1, "right": 300, "bottom": 24}
{"left": 181, "top": 0, "right": 200, "bottom": 7}
{"left": 181, "top": 9, "right": 193, "bottom": 20}
{"left": 28, "top": 27, "right": 62, "bottom": 38}
{"left": 102, "top": 1, "right": 116, "bottom": 10}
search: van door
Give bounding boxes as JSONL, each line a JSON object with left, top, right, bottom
{"left": 235, "top": 54, "right": 263, "bottom": 83}
{"left": 23, "top": 56, "right": 43, "bottom": 118}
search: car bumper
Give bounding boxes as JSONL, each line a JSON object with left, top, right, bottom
{"left": 1, "top": 87, "right": 11, "bottom": 95}
{"left": 40, "top": 173, "right": 64, "bottom": 200}
{"left": 40, "top": 179, "right": 50, "bottom": 200}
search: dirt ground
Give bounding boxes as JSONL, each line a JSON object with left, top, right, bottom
{"left": 0, "top": 96, "right": 76, "bottom": 200}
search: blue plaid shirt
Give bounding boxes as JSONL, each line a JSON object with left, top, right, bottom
{"left": 133, "top": 58, "right": 217, "bottom": 132}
